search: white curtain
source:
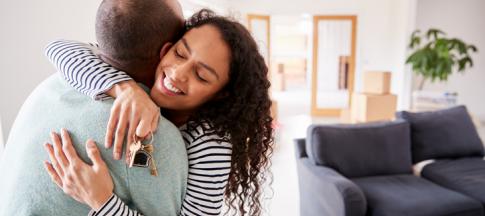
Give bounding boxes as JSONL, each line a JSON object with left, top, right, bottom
{"left": 316, "top": 20, "right": 352, "bottom": 108}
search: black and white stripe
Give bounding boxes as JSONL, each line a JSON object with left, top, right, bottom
{"left": 179, "top": 124, "right": 232, "bottom": 216}
{"left": 88, "top": 194, "right": 143, "bottom": 216}
{"left": 46, "top": 40, "right": 233, "bottom": 216}
{"left": 45, "top": 40, "right": 132, "bottom": 100}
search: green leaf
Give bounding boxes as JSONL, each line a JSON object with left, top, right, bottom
{"left": 409, "top": 30, "right": 421, "bottom": 48}
{"left": 466, "top": 57, "right": 474, "bottom": 67}
{"left": 427, "top": 28, "right": 445, "bottom": 40}
{"left": 454, "top": 39, "right": 467, "bottom": 54}
{"left": 467, "top": 45, "right": 478, "bottom": 52}
{"left": 458, "top": 58, "right": 466, "bottom": 71}
{"left": 436, "top": 62, "right": 444, "bottom": 75}
{"left": 409, "top": 37, "right": 419, "bottom": 49}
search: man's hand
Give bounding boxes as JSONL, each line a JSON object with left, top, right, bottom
{"left": 106, "top": 80, "right": 160, "bottom": 161}
{"left": 43, "top": 129, "right": 114, "bottom": 210}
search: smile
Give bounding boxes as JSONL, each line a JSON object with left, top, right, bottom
{"left": 159, "top": 72, "right": 185, "bottom": 96}
{"left": 163, "top": 76, "right": 182, "bottom": 93}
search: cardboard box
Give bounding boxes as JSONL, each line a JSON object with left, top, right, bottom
{"left": 270, "top": 100, "right": 278, "bottom": 121}
{"left": 363, "top": 71, "right": 391, "bottom": 94}
{"left": 351, "top": 93, "right": 397, "bottom": 123}
{"left": 340, "top": 108, "right": 351, "bottom": 123}
{"left": 340, "top": 108, "right": 357, "bottom": 124}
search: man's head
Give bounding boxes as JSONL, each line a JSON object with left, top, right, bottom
{"left": 95, "top": 0, "right": 184, "bottom": 85}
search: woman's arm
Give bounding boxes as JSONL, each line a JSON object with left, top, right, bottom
{"left": 43, "top": 129, "right": 144, "bottom": 216}
{"left": 88, "top": 194, "right": 143, "bottom": 216}
{"left": 180, "top": 125, "right": 233, "bottom": 215}
{"left": 45, "top": 40, "right": 132, "bottom": 100}
{"left": 45, "top": 40, "right": 160, "bottom": 159}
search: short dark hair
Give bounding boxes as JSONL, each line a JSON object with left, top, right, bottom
{"left": 95, "top": 0, "right": 184, "bottom": 62}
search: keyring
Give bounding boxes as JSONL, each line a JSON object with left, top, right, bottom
{"left": 133, "top": 131, "right": 154, "bottom": 145}
{"left": 129, "top": 131, "right": 158, "bottom": 176}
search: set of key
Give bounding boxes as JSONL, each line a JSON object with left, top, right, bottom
{"left": 128, "top": 133, "right": 158, "bottom": 176}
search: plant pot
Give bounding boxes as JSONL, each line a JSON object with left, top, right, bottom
{"left": 411, "top": 90, "right": 458, "bottom": 112}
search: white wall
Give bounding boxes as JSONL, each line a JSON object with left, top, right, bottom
{"left": 226, "top": 0, "right": 417, "bottom": 110}
{"left": 416, "top": 0, "right": 485, "bottom": 120}
{"left": 0, "top": 115, "right": 4, "bottom": 157}
{"left": 0, "top": 0, "right": 99, "bottom": 138}
{"left": 179, "top": 0, "right": 231, "bottom": 17}
{"left": 0, "top": 0, "right": 420, "bottom": 137}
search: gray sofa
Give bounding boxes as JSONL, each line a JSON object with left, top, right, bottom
{"left": 296, "top": 106, "right": 485, "bottom": 216}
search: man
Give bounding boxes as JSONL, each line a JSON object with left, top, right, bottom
{"left": 0, "top": 0, "right": 187, "bottom": 215}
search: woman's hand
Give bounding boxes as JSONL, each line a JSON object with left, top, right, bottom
{"left": 106, "top": 80, "right": 160, "bottom": 161}
{"left": 43, "top": 128, "right": 114, "bottom": 210}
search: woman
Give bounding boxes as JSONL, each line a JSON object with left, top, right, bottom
{"left": 43, "top": 9, "right": 274, "bottom": 216}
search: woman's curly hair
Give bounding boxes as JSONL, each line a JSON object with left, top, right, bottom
{"left": 185, "top": 9, "right": 274, "bottom": 216}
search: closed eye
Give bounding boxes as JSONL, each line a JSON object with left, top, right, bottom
{"left": 195, "top": 70, "right": 208, "bottom": 83}
{"left": 174, "top": 48, "right": 184, "bottom": 59}
{"left": 175, "top": 43, "right": 210, "bottom": 83}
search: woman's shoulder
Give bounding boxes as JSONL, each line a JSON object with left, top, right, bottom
{"left": 181, "top": 120, "right": 233, "bottom": 163}
{"left": 179, "top": 120, "right": 231, "bottom": 147}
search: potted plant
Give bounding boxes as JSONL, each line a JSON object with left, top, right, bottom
{"left": 406, "top": 28, "right": 478, "bottom": 110}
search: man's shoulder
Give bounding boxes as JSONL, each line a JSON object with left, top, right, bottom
{"left": 33, "top": 73, "right": 65, "bottom": 94}
{"left": 32, "top": 74, "right": 88, "bottom": 100}
{"left": 33, "top": 73, "right": 112, "bottom": 106}
{"left": 12, "top": 74, "right": 114, "bottom": 140}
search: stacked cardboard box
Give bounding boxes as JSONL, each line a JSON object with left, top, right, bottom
{"left": 342, "top": 71, "right": 397, "bottom": 123}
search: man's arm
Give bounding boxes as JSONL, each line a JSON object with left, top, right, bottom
{"left": 45, "top": 40, "right": 132, "bottom": 100}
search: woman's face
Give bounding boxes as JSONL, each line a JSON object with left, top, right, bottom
{"left": 151, "top": 24, "right": 230, "bottom": 112}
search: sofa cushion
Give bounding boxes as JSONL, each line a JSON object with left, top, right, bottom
{"left": 306, "top": 121, "right": 412, "bottom": 178}
{"left": 352, "top": 175, "right": 484, "bottom": 216}
{"left": 422, "top": 158, "right": 485, "bottom": 207}
{"left": 397, "top": 106, "right": 484, "bottom": 163}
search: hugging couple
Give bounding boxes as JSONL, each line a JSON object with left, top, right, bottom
{"left": 0, "top": 0, "right": 273, "bottom": 215}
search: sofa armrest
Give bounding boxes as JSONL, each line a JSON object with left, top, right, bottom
{"left": 295, "top": 140, "right": 366, "bottom": 216}
{"left": 294, "top": 138, "right": 307, "bottom": 158}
